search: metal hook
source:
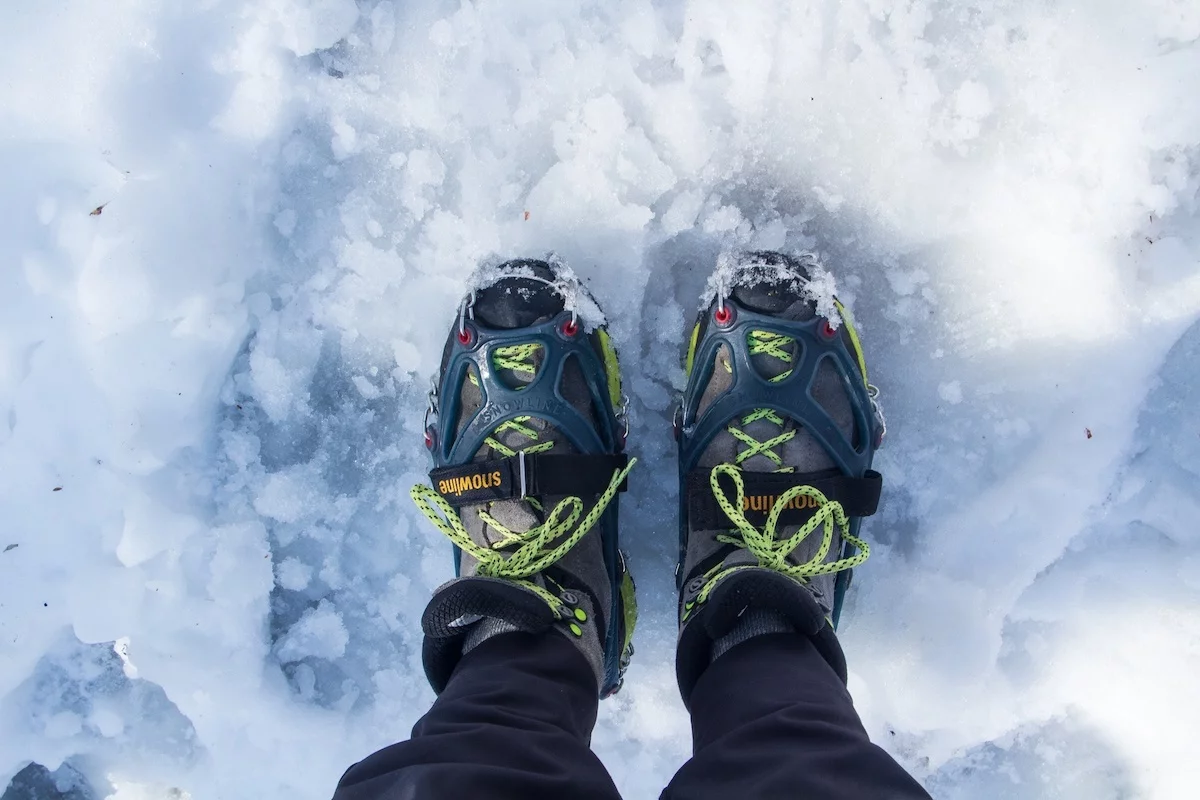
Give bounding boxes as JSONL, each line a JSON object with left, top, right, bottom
{"left": 867, "top": 383, "right": 887, "bottom": 441}
{"left": 458, "top": 290, "right": 477, "bottom": 336}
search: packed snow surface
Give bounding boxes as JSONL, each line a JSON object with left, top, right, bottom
{"left": 3, "top": 1, "right": 1199, "bottom": 798}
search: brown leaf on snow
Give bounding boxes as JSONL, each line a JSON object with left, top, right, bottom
{"left": 1085, "top": 428, "right": 1093, "bottom": 439}
{"left": 90, "top": 204, "right": 106, "bottom": 216}
{"left": 523, "top": 210, "right": 530, "bottom": 221}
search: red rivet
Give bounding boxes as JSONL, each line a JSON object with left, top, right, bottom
{"left": 820, "top": 319, "right": 837, "bottom": 339}
{"left": 424, "top": 427, "right": 436, "bottom": 450}
{"left": 457, "top": 327, "right": 473, "bottom": 346}
{"left": 561, "top": 319, "right": 579, "bottom": 337}
{"left": 713, "top": 306, "right": 733, "bottom": 326}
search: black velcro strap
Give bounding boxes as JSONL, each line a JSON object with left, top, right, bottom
{"left": 430, "top": 453, "right": 629, "bottom": 507}
{"left": 687, "top": 469, "right": 882, "bottom": 528}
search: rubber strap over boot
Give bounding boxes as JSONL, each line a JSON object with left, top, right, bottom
{"left": 685, "top": 468, "right": 881, "bottom": 529}
{"left": 430, "top": 453, "right": 630, "bottom": 506}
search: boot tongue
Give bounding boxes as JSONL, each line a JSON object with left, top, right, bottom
{"left": 476, "top": 414, "right": 567, "bottom": 539}
{"left": 482, "top": 344, "right": 553, "bottom": 537}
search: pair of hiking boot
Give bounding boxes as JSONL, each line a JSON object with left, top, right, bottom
{"left": 411, "top": 252, "right": 886, "bottom": 704}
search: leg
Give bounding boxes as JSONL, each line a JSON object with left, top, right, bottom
{"left": 670, "top": 253, "right": 928, "bottom": 798}
{"left": 334, "top": 631, "right": 621, "bottom": 800}
{"left": 664, "top": 632, "right": 930, "bottom": 800}
{"left": 334, "top": 260, "right": 636, "bottom": 799}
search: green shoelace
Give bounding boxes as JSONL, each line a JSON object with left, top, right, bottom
{"left": 724, "top": 330, "right": 798, "bottom": 472}
{"left": 413, "top": 342, "right": 636, "bottom": 618}
{"left": 685, "top": 463, "right": 869, "bottom": 617}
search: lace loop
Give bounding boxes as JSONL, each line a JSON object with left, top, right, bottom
{"left": 412, "top": 459, "right": 635, "bottom": 615}
{"left": 693, "top": 463, "right": 869, "bottom": 607}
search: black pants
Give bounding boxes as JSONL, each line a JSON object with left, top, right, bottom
{"left": 334, "top": 632, "right": 931, "bottom": 799}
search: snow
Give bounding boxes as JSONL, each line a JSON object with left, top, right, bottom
{"left": 275, "top": 601, "right": 350, "bottom": 664}
{"left": 703, "top": 249, "right": 843, "bottom": 327}
{"left": 2, "top": 1, "right": 1199, "bottom": 798}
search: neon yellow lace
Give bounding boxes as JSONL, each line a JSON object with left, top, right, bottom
{"left": 484, "top": 416, "right": 555, "bottom": 456}
{"left": 685, "top": 464, "right": 869, "bottom": 617}
{"left": 492, "top": 342, "right": 542, "bottom": 377}
{"left": 467, "top": 344, "right": 556, "bottom": 456}
{"left": 413, "top": 341, "right": 635, "bottom": 617}
{"left": 723, "top": 330, "right": 798, "bottom": 472}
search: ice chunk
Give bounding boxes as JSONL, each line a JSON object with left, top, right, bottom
{"left": 275, "top": 601, "right": 350, "bottom": 663}
{"left": 280, "top": 0, "right": 359, "bottom": 57}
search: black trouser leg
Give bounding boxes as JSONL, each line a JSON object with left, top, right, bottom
{"left": 333, "top": 631, "right": 621, "bottom": 800}
{"left": 663, "top": 633, "right": 931, "bottom": 800}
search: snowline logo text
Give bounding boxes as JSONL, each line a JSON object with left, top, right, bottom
{"left": 743, "top": 494, "right": 821, "bottom": 512}
{"left": 439, "top": 471, "right": 504, "bottom": 497}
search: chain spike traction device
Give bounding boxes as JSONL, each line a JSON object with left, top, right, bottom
{"left": 676, "top": 255, "right": 887, "bottom": 626}
{"left": 421, "top": 260, "right": 635, "bottom": 696}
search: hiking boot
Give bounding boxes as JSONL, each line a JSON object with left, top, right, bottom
{"left": 674, "top": 251, "right": 886, "bottom": 706}
{"left": 412, "top": 258, "right": 636, "bottom": 698}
